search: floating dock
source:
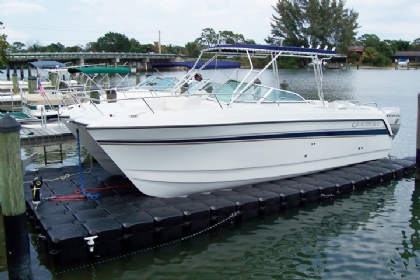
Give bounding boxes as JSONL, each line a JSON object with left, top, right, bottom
{"left": 24, "top": 157, "right": 415, "bottom": 266}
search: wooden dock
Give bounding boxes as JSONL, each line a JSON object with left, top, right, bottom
{"left": 20, "top": 122, "right": 75, "bottom": 147}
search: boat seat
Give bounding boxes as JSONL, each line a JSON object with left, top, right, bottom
{"left": 199, "top": 100, "right": 221, "bottom": 110}
{"left": 164, "top": 96, "right": 189, "bottom": 111}
{"left": 187, "top": 96, "right": 206, "bottom": 109}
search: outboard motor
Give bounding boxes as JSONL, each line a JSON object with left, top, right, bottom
{"left": 380, "top": 107, "right": 401, "bottom": 137}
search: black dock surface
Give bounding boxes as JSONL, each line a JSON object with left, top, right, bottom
{"left": 23, "top": 157, "right": 416, "bottom": 266}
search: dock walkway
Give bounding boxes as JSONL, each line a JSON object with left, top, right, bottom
{"left": 23, "top": 157, "right": 416, "bottom": 266}
{"left": 20, "top": 122, "right": 74, "bottom": 147}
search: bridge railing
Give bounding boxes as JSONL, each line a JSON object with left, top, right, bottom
{"left": 9, "top": 52, "right": 177, "bottom": 59}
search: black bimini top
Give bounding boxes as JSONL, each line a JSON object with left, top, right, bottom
{"left": 203, "top": 44, "right": 337, "bottom": 57}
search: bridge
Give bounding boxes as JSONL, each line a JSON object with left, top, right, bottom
{"left": 4, "top": 52, "right": 182, "bottom": 80}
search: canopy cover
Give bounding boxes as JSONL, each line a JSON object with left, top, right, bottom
{"left": 67, "top": 67, "right": 131, "bottom": 75}
{"left": 203, "top": 44, "right": 338, "bottom": 56}
{"left": 151, "top": 61, "right": 240, "bottom": 70}
{"left": 28, "top": 61, "right": 67, "bottom": 69}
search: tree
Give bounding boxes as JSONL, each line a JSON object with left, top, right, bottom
{"left": 195, "top": 28, "right": 218, "bottom": 47}
{"left": 217, "top": 31, "right": 255, "bottom": 45}
{"left": 129, "top": 38, "right": 142, "bottom": 52}
{"left": 95, "top": 32, "right": 131, "bottom": 52}
{"left": 27, "top": 40, "right": 43, "bottom": 52}
{"left": 270, "top": 0, "right": 359, "bottom": 52}
{"left": 356, "top": 34, "right": 380, "bottom": 48}
{"left": 184, "top": 41, "right": 201, "bottom": 57}
{"left": 349, "top": 51, "right": 360, "bottom": 63}
{"left": 85, "top": 42, "right": 98, "bottom": 52}
{"left": 363, "top": 47, "right": 378, "bottom": 64}
{"left": 11, "top": 42, "right": 26, "bottom": 52}
{"left": 153, "top": 41, "right": 166, "bottom": 54}
{"left": 166, "top": 44, "right": 183, "bottom": 55}
{"left": 385, "top": 39, "right": 410, "bottom": 52}
{"left": 45, "top": 42, "right": 65, "bottom": 52}
{"left": 64, "top": 44, "right": 83, "bottom": 52}
{"left": 0, "top": 21, "right": 9, "bottom": 68}
{"left": 409, "top": 38, "right": 420, "bottom": 51}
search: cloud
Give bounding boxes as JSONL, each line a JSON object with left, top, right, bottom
{"left": 346, "top": 0, "right": 420, "bottom": 41}
{"left": 0, "top": 0, "right": 45, "bottom": 15}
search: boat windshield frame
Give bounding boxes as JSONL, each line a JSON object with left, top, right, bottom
{"left": 200, "top": 44, "right": 337, "bottom": 107}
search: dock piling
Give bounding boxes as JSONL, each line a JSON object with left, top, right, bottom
{"left": 416, "top": 93, "right": 420, "bottom": 183}
{"left": 0, "top": 114, "right": 33, "bottom": 280}
{"left": 28, "top": 76, "right": 36, "bottom": 94}
{"left": 12, "top": 73, "right": 18, "bottom": 94}
{"left": 136, "top": 72, "right": 141, "bottom": 85}
{"left": 280, "top": 80, "right": 289, "bottom": 91}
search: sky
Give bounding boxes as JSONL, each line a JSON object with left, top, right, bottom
{"left": 0, "top": 0, "right": 419, "bottom": 49}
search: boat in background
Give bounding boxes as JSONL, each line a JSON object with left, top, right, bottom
{"left": 59, "top": 62, "right": 239, "bottom": 175}
{"left": 65, "top": 44, "right": 401, "bottom": 197}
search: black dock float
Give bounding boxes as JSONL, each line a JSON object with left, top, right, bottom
{"left": 23, "top": 157, "right": 416, "bottom": 266}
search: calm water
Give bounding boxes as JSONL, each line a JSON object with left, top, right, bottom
{"left": 1, "top": 68, "right": 420, "bottom": 279}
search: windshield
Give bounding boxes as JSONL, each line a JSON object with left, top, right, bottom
{"left": 211, "top": 79, "right": 306, "bottom": 103}
{"left": 135, "top": 76, "right": 178, "bottom": 91}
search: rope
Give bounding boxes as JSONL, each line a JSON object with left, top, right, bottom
{"left": 76, "top": 128, "right": 100, "bottom": 199}
{"left": 74, "top": 183, "right": 134, "bottom": 194}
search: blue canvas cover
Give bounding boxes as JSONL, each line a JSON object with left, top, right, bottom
{"left": 28, "top": 61, "right": 67, "bottom": 69}
{"left": 151, "top": 61, "right": 240, "bottom": 69}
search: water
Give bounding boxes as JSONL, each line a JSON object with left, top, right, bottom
{"left": 1, "top": 68, "right": 420, "bottom": 279}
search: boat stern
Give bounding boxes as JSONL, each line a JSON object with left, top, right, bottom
{"left": 380, "top": 107, "right": 401, "bottom": 137}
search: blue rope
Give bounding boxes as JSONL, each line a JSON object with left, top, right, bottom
{"left": 76, "top": 128, "right": 100, "bottom": 199}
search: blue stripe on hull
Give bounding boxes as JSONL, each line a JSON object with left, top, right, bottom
{"left": 96, "top": 128, "right": 389, "bottom": 145}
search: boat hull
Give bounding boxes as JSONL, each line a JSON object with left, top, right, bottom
{"left": 64, "top": 120, "right": 124, "bottom": 175}
{"left": 87, "top": 107, "right": 393, "bottom": 197}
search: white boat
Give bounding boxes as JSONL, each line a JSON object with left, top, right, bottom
{"left": 67, "top": 44, "right": 401, "bottom": 198}
{"left": 59, "top": 62, "right": 237, "bottom": 175}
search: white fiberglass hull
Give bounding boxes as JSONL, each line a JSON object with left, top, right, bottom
{"left": 87, "top": 105, "right": 394, "bottom": 198}
{"left": 64, "top": 119, "right": 124, "bottom": 175}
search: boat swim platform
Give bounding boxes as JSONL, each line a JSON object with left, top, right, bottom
{"left": 20, "top": 122, "right": 75, "bottom": 147}
{"left": 24, "top": 157, "right": 415, "bottom": 266}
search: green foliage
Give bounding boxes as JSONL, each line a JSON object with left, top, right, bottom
{"left": 194, "top": 28, "right": 255, "bottom": 48}
{"left": 270, "top": 0, "right": 359, "bottom": 51}
{"left": 10, "top": 42, "right": 26, "bottom": 52}
{"left": 184, "top": 41, "right": 201, "bottom": 57}
{"left": 356, "top": 34, "right": 409, "bottom": 66}
{"left": 385, "top": 39, "right": 410, "bottom": 52}
{"left": 363, "top": 46, "right": 378, "bottom": 64}
{"left": 409, "top": 38, "right": 420, "bottom": 51}
{"left": 218, "top": 30, "right": 255, "bottom": 44}
{"left": 356, "top": 34, "right": 380, "bottom": 48}
{"left": 129, "top": 38, "right": 142, "bottom": 52}
{"left": 64, "top": 45, "right": 83, "bottom": 52}
{"left": 277, "top": 57, "right": 301, "bottom": 68}
{"left": 0, "top": 22, "right": 10, "bottom": 68}
{"left": 349, "top": 51, "right": 360, "bottom": 63}
{"left": 195, "top": 28, "right": 218, "bottom": 47}
{"left": 26, "top": 40, "right": 43, "bottom": 52}
{"left": 96, "top": 32, "right": 131, "bottom": 52}
{"left": 45, "top": 42, "right": 65, "bottom": 52}
{"left": 373, "top": 53, "right": 391, "bottom": 67}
